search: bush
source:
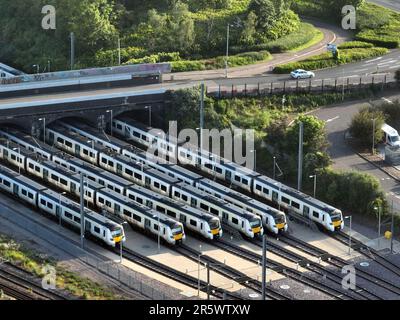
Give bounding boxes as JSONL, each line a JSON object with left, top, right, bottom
{"left": 171, "top": 60, "right": 207, "bottom": 72}
{"left": 338, "top": 41, "right": 374, "bottom": 49}
{"left": 273, "top": 46, "right": 389, "bottom": 73}
{"left": 349, "top": 106, "right": 386, "bottom": 147}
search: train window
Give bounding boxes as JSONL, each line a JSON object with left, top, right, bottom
{"left": 28, "top": 163, "right": 34, "bottom": 170}
{"left": 200, "top": 203, "right": 209, "bottom": 211}
{"left": 115, "top": 204, "right": 121, "bottom": 212}
{"left": 180, "top": 215, "right": 187, "bottom": 223}
{"left": 60, "top": 178, "right": 68, "bottom": 186}
{"left": 40, "top": 199, "right": 46, "bottom": 206}
{"left": 263, "top": 188, "right": 270, "bottom": 195}
{"left": 47, "top": 202, "right": 53, "bottom": 209}
{"left": 125, "top": 168, "right": 133, "bottom": 176}
{"left": 65, "top": 141, "right": 73, "bottom": 148}
{"left": 303, "top": 206, "right": 310, "bottom": 215}
{"left": 115, "top": 188, "right": 121, "bottom": 194}
{"left": 74, "top": 216, "right": 81, "bottom": 223}
{"left": 117, "top": 124, "right": 122, "bottom": 130}
{"left": 282, "top": 196, "right": 290, "bottom": 204}
{"left": 57, "top": 137, "right": 64, "bottom": 144}
{"left": 234, "top": 176, "right": 241, "bottom": 182}
{"left": 210, "top": 207, "right": 219, "bottom": 215}
{"left": 134, "top": 173, "right": 142, "bottom": 180}
{"left": 167, "top": 210, "right": 176, "bottom": 218}
{"left": 291, "top": 201, "right": 300, "bottom": 209}
{"left": 174, "top": 191, "right": 181, "bottom": 198}
{"left": 99, "top": 180, "right": 105, "bottom": 186}
{"left": 161, "top": 185, "right": 167, "bottom": 192}
{"left": 22, "top": 189, "right": 27, "bottom": 196}
{"left": 65, "top": 212, "right": 73, "bottom": 219}
{"left": 35, "top": 166, "right": 40, "bottom": 172}
{"left": 3, "top": 180, "right": 10, "bottom": 187}
{"left": 106, "top": 200, "right": 112, "bottom": 208}
{"left": 108, "top": 160, "right": 114, "bottom": 166}
{"left": 190, "top": 219, "right": 197, "bottom": 227}
{"left": 136, "top": 198, "right": 143, "bottom": 204}
{"left": 154, "top": 224, "right": 159, "bottom": 231}
{"left": 232, "top": 217, "right": 239, "bottom": 225}
{"left": 205, "top": 163, "right": 212, "bottom": 169}
{"left": 123, "top": 209, "right": 131, "bottom": 217}
{"left": 322, "top": 215, "right": 325, "bottom": 222}
{"left": 255, "top": 184, "right": 262, "bottom": 191}
{"left": 89, "top": 152, "right": 95, "bottom": 158}
{"left": 182, "top": 194, "right": 188, "bottom": 202}
{"left": 132, "top": 213, "right": 141, "bottom": 222}
{"left": 11, "top": 154, "right": 16, "bottom": 161}
{"left": 101, "top": 157, "right": 107, "bottom": 164}
{"left": 133, "top": 132, "right": 140, "bottom": 138}
{"left": 98, "top": 197, "right": 105, "bottom": 204}
{"left": 215, "top": 167, "right": 222, "bottom": 174}
{"left": 312, "top": 211, "right": 319, "bottom": 219}
{"left": 156, "top": 205, "right": 166, "bottom": 213}
{"left": 154, "top": 182, "right": 160, "bottom": 189}
{"left": 83, "top": 149, "right": 88, "bottom": 155}
{"left": 28, "top": 192, "right": 33, "bottom": 199}
{"left": 51, "top": 174, "right": 59, "bottom": 182}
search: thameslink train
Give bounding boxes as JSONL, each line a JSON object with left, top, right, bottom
{"left": 0, "top": 165, "right": 125, "bottom": 247}
{"left": 45, "top": 124, "right": 263, "bottom": 238}
{"left": 57, "top": 120, "right": 286, "bottom": 234}
{"left": 0, "top": 140, "right": 185, "bottom": 245}
{"left": 111, "top": 117, "right": 344, "bottom": 232}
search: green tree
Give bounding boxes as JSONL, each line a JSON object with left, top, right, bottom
{"left": 248, "top": 0, "right": 277, "bottom": 33}
{"left": 349, "top": 107, "right": 386, "bottom": 147}
{"left": 240, "top": 11, "right": 258, "bottom": 46}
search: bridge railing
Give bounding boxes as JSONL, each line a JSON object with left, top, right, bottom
{"left": 207, "top": 73, "right": 397, "bottom": 99}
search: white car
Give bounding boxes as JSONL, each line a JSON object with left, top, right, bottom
{"left": 290, "top": 69, "right": 315, "bottom": 79}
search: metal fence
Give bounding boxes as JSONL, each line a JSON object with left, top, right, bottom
{"left": 207, "top": 73, "right": 397, "bottom": 98}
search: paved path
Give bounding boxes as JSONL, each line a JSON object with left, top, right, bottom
{"left": 311, "top": 93, "right": 400, "bottom": 213}
{"left": 369, "top": 0, "right": 400, "bottom": 12}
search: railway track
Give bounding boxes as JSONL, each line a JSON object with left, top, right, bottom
{"left": 210, "top": 238, "right": 359, "bottom": 300}
{"left": 278, "top": 234, "right": 400, "bottom": 297}
{"left": 121, "top": 247, "right": 243, "bottom": 300}
{"left": 333, "top": 231, "right": 400, "bottom": 278}
{"left": 174, "top": 244, "right": 290, "bottom": 300}
{"left": 0, "top": 263, "right": 67, "bottom": 300}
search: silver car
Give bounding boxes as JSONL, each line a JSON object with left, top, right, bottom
{"left": 290, "top": 69, "right": 315, "bottom": 79}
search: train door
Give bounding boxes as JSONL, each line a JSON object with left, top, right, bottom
{"left": 180, "top": 214, "right": 186, "bottom": 224}
{"left": 225, "top": 170, "right": 232, "bottom": 182}
{"left": 191, "top": 198, "right": 197, "bottom": 207}
{"left": 303, "top": 205, "right": 310, "bottom": 218}
{"left": 115, "top": 204, "right": 121, "bottom": 215}
{"left": 85, "top": 221, "right": 91, "bottom": 232}
{"left": 75, "top": 144, "right": 80, "bottom": 156}
{"left": 145, "top": 177, "right": 151, "bottom": 188}
{"left": 43, "top": 168, "right": 49, "bottom": 180}
{"left": 222, "top": 211, "right": 229, "bottom": 223}
{"left": 144, "top": 218, "right": 151, "bottom": 231}
{"left": 272, "top": 190, "right": 279, "bottom": 203}
{"left": 117, "top": 163, "right": 123, "bottom": 175}
{"left": 13, "top": 183, "right": 18, "bottom": 195}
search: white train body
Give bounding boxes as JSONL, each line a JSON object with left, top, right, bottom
{"left": 0, "top": 165, "right": 125, "bottom": 247}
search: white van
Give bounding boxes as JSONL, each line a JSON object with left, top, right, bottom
{"left": 382, "top": 123, "right": 400, "bottom": 147}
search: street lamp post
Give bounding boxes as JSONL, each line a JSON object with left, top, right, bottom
{"left": 87, "top": 140, "right": 95, "bottom": 150}
{"left": 39, "top": 118, "right": 46, "bottom": 144}
{"left": 309, "top": 174, "right": 317, "bottom": 198}
{"left": 273, "top": 156, "right": 276, "bottom": 180}
{"left": 157, "top": 211, "right": 161, "bottom": 253}
{"left": 106, "top": 110, "right": 113, "bottom": 136}
{"left": 47, "top": 60, "right": 51, "bottom": 73}
{"left": 345, "top": 216, "right": 352, "bottom": 255}
{"left": 197, "top": 245, "right": 202, "bottom": 297}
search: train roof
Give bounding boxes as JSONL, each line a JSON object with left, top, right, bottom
{"left": 197, "top": 178, "right": 283, "bottom": 218}
{"left": 59, "top": 120, "right": 131, "bottom": 151}
{"left": 127, "top": 185, "right": 218, "bottom": 222}
{"left": 254, "top": 175, "right": 339, "bottom": 215}
{"left": 39, "top": 188, "right": 121, "bottom": 229}
{"left": 97, "top": 189, "right": 180, "bottom": 228}
{"left": 0, "top": 128, "right": 61, "bottom": 157}
{"left": 174, "top": 182, "right": 259, "bottom": 221}
{"left": 0, "top": 139, "right": 37, "bottom": 158}
{"left": 53, "top": 154, "right": 133, "bottom": 188}
{"left": 115, "top": 116, "right": 186, "bottom": 145}
{"left": 0, "top": 165, "right": 47, "bottom": 191}
{"left": 48, "top": 125, "right": 109, "bottom": 153}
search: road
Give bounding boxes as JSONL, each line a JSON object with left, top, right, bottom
{"left": 310, "top": 93, "right": 400, "bottom": 214}
{"left": 369, "top": 0, "right": 400, "bottom": 12}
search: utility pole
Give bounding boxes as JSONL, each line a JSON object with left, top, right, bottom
{"left": 80, "top": 173, "right": 85, "bottom": 249}
{"left": 200, "top": 83, "right": 205, "bottom": 151}
{"left": 261, "top": 234, "right": 267, "bottom": 300}
{"left": 273, "top": 156, "right": 276, "bottom": 180}
{"left": 391, "top": 199, "right": 394, "bottom": 254}
{"left": 117, "top": 36, "right": 121, "bottom": 66}
{"left": 70, "top": 32, "right": 75, "bottom": 70}
{"left": 225, "top": 24, "right": 230, "bottom": 79}
{"left": 297, "top": 122, "right": 304, "bottom": 191}
{"left": 206, "top": 262, "right": 210, "bottom": 300}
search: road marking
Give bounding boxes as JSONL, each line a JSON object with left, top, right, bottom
{"left": 382, "top": 97, "right": 394, "bottom": 104}
{"left": 326, "top": 116, "right": 340, "bottom": 123}
{"left": 378, "top": 60, "right": 398, "bottom": 66}
{"left": 365, "top": 57, "right": 383, "bottom": 63}
{"left": 353, "top": 68, "right": 369, "bottom": 73}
